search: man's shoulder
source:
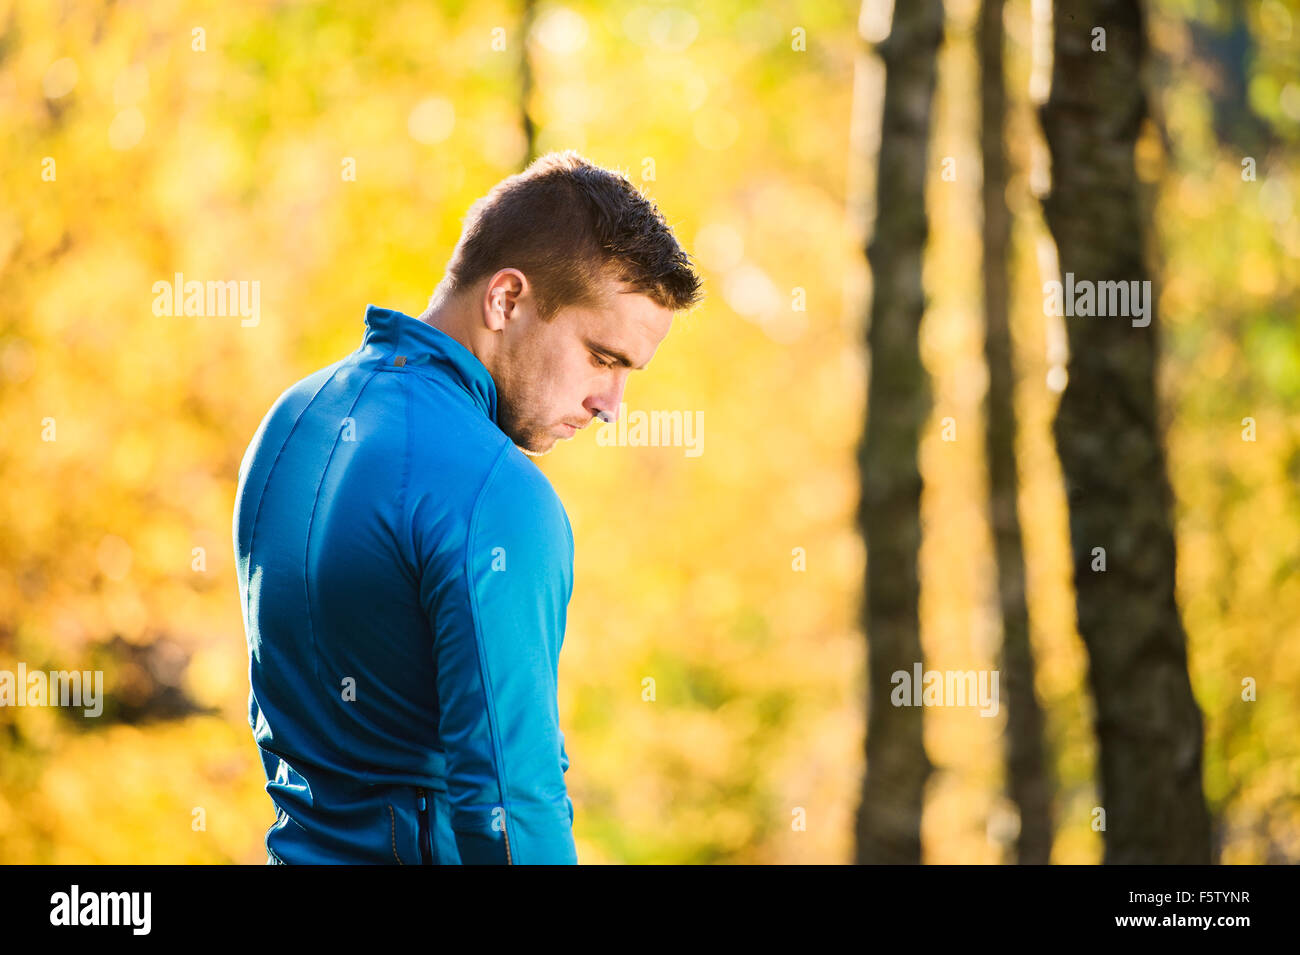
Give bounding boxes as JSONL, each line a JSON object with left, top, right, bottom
{"left": 237, "top": 359, "right": 347, "bottom": 482}
{"left": 395, "top": 395, "right": 568, "bottom": 553}
{"left": 406, "top": 437, "right": 573, "bottom": 591}
{"left": 473, "top": 448, "right": 573, "bottom": 553}
{"left": 269, "top": 356, "right": 355, "bottom": 414}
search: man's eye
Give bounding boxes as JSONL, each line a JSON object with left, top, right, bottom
{"left": 590, "top": 353, "right": 614, "bottom": 369}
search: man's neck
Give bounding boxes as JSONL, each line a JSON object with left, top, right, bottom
{"left": 418, "top": 292, "right": 493, "bottom": 373}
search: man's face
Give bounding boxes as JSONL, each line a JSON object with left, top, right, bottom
{"left": 492, "top": 278, "right": 673, "bottom": 455}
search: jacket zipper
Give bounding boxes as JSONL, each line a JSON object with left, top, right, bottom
{"left": 503, "top": 818, "right": 512, "bottom": 865}
{"left": 415, "top": 787, "right": 432, "bottom": 865}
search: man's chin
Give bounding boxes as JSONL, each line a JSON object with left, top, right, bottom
{"left": 515, "top": 434, "right": 558, "bottom": 457}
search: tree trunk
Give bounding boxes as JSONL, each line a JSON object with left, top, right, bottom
{"left": 978, "top": 0, "right": 1054, "bottom": 865}
{"left": 854, "top": 0, "right": 943, "bottom": 865}
{"left": 519, "top": 0, "right": 538, "bottom": 166}
{"left": 1038, "top": 0, "right": 1212, "bottom": 863}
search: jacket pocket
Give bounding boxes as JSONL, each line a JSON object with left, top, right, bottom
{"left": 386, "top": 792, "right": 431, "bottom": 865}
{"left": 448, "top": 808, "right": 513, "bottom": 865}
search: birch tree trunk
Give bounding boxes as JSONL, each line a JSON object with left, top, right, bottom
{"left": 979, "top": 0, "right": 1054, "bottom": 865}
{"left": 854, "top": 0, "right": 943, "bottom": 865}
{"left": 1038, "top": 0, "right": 1212, "bottom": 863}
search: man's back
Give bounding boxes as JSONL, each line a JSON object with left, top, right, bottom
{"left": 233, "top": 304, "right": 577, "bottom": 864}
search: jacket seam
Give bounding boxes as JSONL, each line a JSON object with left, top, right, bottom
{"left": 243, "top": 364, "right": 346, "bottom": 639}
{"left": 302, "top": 366, "right": 385, "bottom": 693}
{"left": 387, "top": 304, "right": 413, "bottom": 572}
{"left": 389, "top": 804, "right": 403, "bottom": 864}
{"left": 463, "top": 440, "right": 522, "bottom": 862}
{"left": 397, "top": 368, "right": 414, "bottom": 584}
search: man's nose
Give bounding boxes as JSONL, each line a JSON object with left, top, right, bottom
{"left": 588, "top": 374, "right": 628, "bottom": 424}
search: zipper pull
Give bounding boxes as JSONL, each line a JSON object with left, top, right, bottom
{"left": 417, "top": 787, "right": 426, "bottom": 812}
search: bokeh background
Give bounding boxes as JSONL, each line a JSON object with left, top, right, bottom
{"left": 1, "top": 0, "right": 1297, "bottom": 863}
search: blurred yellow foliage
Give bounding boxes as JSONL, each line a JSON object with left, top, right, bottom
{"left": 1, "top": 0, "right": 1296, "bottom": 864}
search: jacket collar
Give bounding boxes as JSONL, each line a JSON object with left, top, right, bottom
{"left": 360, "top": 304, "right": 498, "bottom": 423}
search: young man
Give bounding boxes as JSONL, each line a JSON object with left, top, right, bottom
{"left": 233, "top": 151, "right": 702, "bottom": 864}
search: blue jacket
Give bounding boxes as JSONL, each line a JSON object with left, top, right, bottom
{"left": 233, "top": 304, "right": 577, "bottom": 864}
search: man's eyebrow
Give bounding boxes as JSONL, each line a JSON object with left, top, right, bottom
{"left": 585, "top": 338, "right": 646, "bottom": 370}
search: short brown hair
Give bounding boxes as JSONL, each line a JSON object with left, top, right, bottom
{"left": 433, "top": 150, "right": 703, "bottom": 321}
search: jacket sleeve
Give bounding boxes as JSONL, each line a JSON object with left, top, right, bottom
{"left": 423, "top": 448, "right": 577, "bottom": 864}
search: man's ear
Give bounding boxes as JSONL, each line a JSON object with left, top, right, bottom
{"left": 482, "top": 288, "right": 510, "bottom": 334}
{"left": 483, "top": 269, "right": 525, "bottom": 332}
